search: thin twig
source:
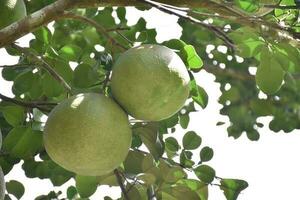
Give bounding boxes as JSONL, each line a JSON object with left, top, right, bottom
{"left": 138, "top": 0, "right": 235, "bottom": 51}
{"left": 114, "top": 169, "right": 130, "bottom": 200}
{"left": 0, "top": 93, "right": 52, "bottom": 112}
{"left": 10, "top": 43, "right": 72, "bottom": 93}
{"left": 263, "top": 4, "right": 300, "bottom": 9}
{"left": 116, "top": 30, "right": 134, "bottom": 46}
{"left": 60, "top": 12, "right": 128, "bottom": 50}
{"left": 106, "top": 27, "right": 131, "bottom": 32}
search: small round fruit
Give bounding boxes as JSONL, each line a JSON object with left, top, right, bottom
{"left": 111, "top": 44, "right": 190, "bottom": 121}
{"left": 0, "top": 167, "right": 4, "bottom": 200}
{"left": 0, "top": 0, "right": 27, "bottom": 29}
{"left": 43, "top": 93, "right": 132, "bottom": 176}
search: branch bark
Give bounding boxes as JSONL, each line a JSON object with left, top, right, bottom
{"left": 114, "top": 169, "right": 130, "bottom": 200}
{"left": 0, "top": 0, "right": 299, "bottom": 48}
{"left": 0, "top": 93, "right": 54, "bottom": 112}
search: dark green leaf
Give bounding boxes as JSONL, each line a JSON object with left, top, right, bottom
{"left": 200, "top": 147, "right": 214, "bottom": 162}
{"left": 2, "top": 106, "right": 25, "bottom": 127}
{"left": 134, "top": 123, "right": 164, "bottom": 160}
{"left": 194, "top": 165, "right": 215, "bottom": 183}
{"left": 256, "top": 47, "right": 285, "bottom": 94}
{"left": 6, "top": 180, "right": 25, "bottom": 199}
{"left": 67, "top": 186, "right": 77, "bottom": 199}
{"left": 58, "top": 44, "right": 82, "bottom": 61}
{"left": 189, "top": 73, "right": 208, "bottom": 108}
{"left": 165, "top": 137, "right": 179, "bottom": 152}
{"left": 76, "top": 175, "right": 98, "bottom": 198}
{"left": 3, "top": 127, "right": 43, "bottom": 159}
{"left": 163, "top": 39, "right": 187, "bottom": 50}
{"left": 220, "top": 179, "right": 249, "bottom": 200}
{"left": 183, "top": 131, "right": 202, "bottom": 150}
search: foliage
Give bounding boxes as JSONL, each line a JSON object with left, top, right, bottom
{"left": 0, "top": 0, "right": 299, "bottom": 199}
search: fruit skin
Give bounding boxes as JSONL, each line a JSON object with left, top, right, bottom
{"left": 111, "top": 44, "right": 190, "bottom": 121}
{"left": 43, "top": 93, "right": 132, "bottom": 176}
{"left": 0, "top": 0, "right": 27, "bottom": 29}
{"left": 0, "top": 167, "right": 4, "bottom": 200}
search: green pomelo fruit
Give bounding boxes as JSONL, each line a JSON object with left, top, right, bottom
{"left": 0, "top": 167, "right": 4, "bottom": 200}
{"left": 43, "top": 93, "right": 132, "bottom": 176}
{"left": 111, "top": 44, "right": 190, "bottom": 121}
{"left": 0, "top": 0, "right": 27, "bottom": 29}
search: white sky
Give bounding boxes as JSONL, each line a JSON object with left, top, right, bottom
{"left": 1, "top": 7, "right": 300, "bottom": 200}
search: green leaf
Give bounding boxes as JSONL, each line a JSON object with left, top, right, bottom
{"left": 181, "top": 45, "right": 203, "bottom": 71}
{"left": 179, "top": 114, "right": 190, "bottom": 129}
{"left": 136, "top": 173, "right": 156, "bottom": 186}
{"left": 2, "top": 106, "right": 25, "bottom": 127}
{"left": 220, "top": 179, "right": 249, "bottom": 200}
{"left": 183, "top": 131, "right": 202, "bottom": 150}
{"left": 163, "top": 39, "right": 187, "bottom": 50}
{"left": 33, "top": 26, "right": 52, "bottom": 45}
{"left": 134, "top": 123, "right": 164, "bottom": 160}
{"left": 6, "top": 180, "right": 25, "bottom": 199}
{"left": 165, "top": 137, "right": 179, "bottom": 152}
{"left": 177, "top": 179, "right": 208, "bottom": 200}
{"left": 67, "top": 186, "right": 77, "bottom": 199}
{"left": 59, "top": 44, "right": 82, "bottom": 61}
{"left": 76, "top": 175, "right": 98, "bottom": 198}
{"left": 22, "top": 159, "right": 73, "bottom": 186}
{"left": 136, "top": 31, "right": 148, "bottom": 42}
{"left": 97, "top": 171, "right": 118, "bottom": 186}
{"left": 234, "top": 0, "right": 259, "bottom": 12}
{"left": 12, "top": 71, "right": 35, "bottom": 95}
{"left": 229, "top": 27, "right": 265, "bottom": 57}
{"left": 246, "top": 129, "right": 260, "bottom": 141}
{"left": 180, "top": 150, "right": 195, "bottom": 168}
{"left": 189, "top": 74, "right": 208, "bottom": 108}
{"left": 255, "top": 47, "right": 285, "bottom": 94}
{"left": 194, "top": 165, "right": 215, "bottom": 183}
{"left": 124, "top": 150, "right": 145, "bottom": 175}
{"left": 73, "top": 63, "right": 100, "bottom": 88}
{"left": 3, "top": 127, "right": 43, "bottom": 159}
{"left": 200, "top": 147, "right": 214, "bottom": 162}
{"left": 160, "top": 160, "right": 187, "bottom": 183}
{"left": 161, "top": 185, "right": 200, "bottom": 200}
{"left": 249, "top": 99, "right": 273, "bottom": 116}
{"left": 126, "top": 184, "right": 148, "bottom": 200}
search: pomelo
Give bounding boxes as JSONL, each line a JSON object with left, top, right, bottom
{"left": 43, "top": 93, "right": 132, "bottom": 176}
{"left": 0, "top": 0, "right": 27, "bottom": 29}
{"left": 0, "top": 167, "right": 4, "bottom": 200}
{"left": 111, "top": 44, "right": 190, "bottom": 121}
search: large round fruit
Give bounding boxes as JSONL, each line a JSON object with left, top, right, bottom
{"left": 0, "top": 167, "right": 4, "bottom": 200}
{"left": 43, "top": 93, "right": 132, "bottom": 176}
{"left": 0, "top": 0, "right": 27, "bottom": 29}
{"left": 111, "top": 44, "right": 190, "bottom": 121}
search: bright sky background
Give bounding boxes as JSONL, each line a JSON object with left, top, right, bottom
{"left": 1, "top": 7, "right": 300, "bottom": 200}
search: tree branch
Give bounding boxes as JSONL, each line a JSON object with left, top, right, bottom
{"left": 138, "top": 0, "right": 235, "bottom": 51}
{"left": 60, "top": 12, "right": 128, "bottom": 50}
{"left": 114, "top": 169, "right": 130, "bottom": 200}
{"left": 0, "top": 93, "right": 53, "bottom": 112}
{"left": 11, "top": 44, "right": 72, "bottom": 93}
{"left": 0, "top": 0, "right": 299, "bottom": 49}
{"left": 263, "top": 4, "right": 300, "bottom": 9}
